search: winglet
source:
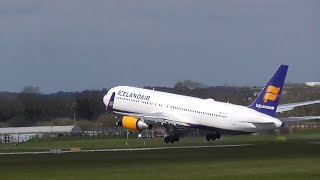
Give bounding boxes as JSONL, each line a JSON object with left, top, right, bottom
{"left": 106, "top": 92, "right": 115, "bottom": 112}
{"left": 249, "top": 64, "right": 289, "bottom": 117}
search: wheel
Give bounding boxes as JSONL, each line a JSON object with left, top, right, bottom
{"left": 206, "top": 134, "right": 211, "bottom": 141}
{"left": 216, "top": 133, "right": 221, "bottom": 139}
{"left": 211, "top": 133, "right": 217, "bottom": 140}
{"left": 164, "top": 136, "right": 169, "bottom": 143}
{"left": 173, "top": 134, "right": 180, "bottom": 142}
{"left": 115, "top": 120, "right": 122, "bottom": 126}
{"left": 169, "top": 136, "right": 175, "bottom": 143}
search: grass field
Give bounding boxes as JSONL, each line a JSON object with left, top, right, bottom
{"left": 0, "top": 135, "right": 276, "bottom": 152}
{"left": 1, "top": 129, "right": 319, "bottom": 151}
{"left": 0, "top": 131, "right": 319, "bottom": 179}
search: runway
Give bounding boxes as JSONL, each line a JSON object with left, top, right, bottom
{"left": 309, "top": 142, "right": 320, "bottom": 144}
{"left": 0, "top": 144, "right": 254, "bottom": 155}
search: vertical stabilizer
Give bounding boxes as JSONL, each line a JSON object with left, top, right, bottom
{"left": 249, "top": 64, "right": 289, "bottom": 117}
{"left": 106, "top": 92, "right": 115, "bottom": 112}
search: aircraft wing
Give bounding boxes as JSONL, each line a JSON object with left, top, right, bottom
{"left": 114, "top": 111, "right": 190, "bottom": 127}
{"left": 277, "top": 100, "right": 320, "bottom": 113}
{"left": 239, "top": 121, "right": 275, "bottom": 124}
{"left": 279, "top": 116, "right": 320, "bottom": 123}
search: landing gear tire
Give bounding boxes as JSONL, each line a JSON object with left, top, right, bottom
{"left": 164, "top": 136, "right": 169, "bottom": 143}
{"left": 174, "top": 134, "right": 180, "bottom": 142}
{"left": 206, "top": 134, "right": 211, "bottom": 141}
{"left": 169, "top": 136, "right": 174, "bottom": 143}
{"left": 115, "top": 120, "right": 122, "bottom": 126}
{"left": 216, "top": 133, "right": 221, "bottom": 139}
{"left": 164, "top": 134, "right": 180, "bottom": 143}
{"left": 210, "top": 133, "right": 216, "bottom": 140}
{"left": 206, "top": 132, "right": 221, "bottom": 141}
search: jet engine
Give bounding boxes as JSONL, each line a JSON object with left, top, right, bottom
{"left": 121, "top": 116, "right": 152, "bottom": 131}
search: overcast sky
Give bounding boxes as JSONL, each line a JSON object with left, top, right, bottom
{"left": 0, "top": 0, "right": 319, "bottom": 93}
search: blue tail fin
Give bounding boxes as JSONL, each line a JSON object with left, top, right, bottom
{"left": 249, "top": 64, "right": 289, "bottom": 117}
{"left": 106, "top": 92, "right": 115, "bottom": 112}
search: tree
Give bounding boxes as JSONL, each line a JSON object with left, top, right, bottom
{"left": 73, "top": 97, "right": 94, "bottom": 120}
{"left": 174, "top": 80, "right": 207, "bottom": 90}
{"left": 96, "top": 114, "right": 116, "bottom": 128}
{"left": 19, "top": 86, "right": 43, "bottom": 125}
{"left": 21, "top": 85, "right": 41, "bottom": 94}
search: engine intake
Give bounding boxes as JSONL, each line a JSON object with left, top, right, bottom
{"left": 122, "top": 116, "right": 152, "bottom": 131}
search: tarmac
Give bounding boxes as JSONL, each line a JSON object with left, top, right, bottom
{"left": 0, "top": 144, "right": 254, "bottom": 155}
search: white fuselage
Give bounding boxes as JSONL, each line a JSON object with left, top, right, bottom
{"left": 104, "top": 86, "right": 283, "bottom": 133}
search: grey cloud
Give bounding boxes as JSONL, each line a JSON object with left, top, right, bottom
{"left": 0, "top": 0, "right": 319, "bottom": 93}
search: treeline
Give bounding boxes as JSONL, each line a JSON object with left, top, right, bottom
{"left": 0, "top": 86, "right": 108, "bottom": 128}
{"left": 0, "top": 82, "right": 319, "bottom": 129}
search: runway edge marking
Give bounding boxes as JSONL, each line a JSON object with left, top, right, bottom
{"left": 0, "top": 144, "right": 254, "bottom": 155}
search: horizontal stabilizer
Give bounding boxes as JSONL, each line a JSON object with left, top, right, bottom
{"left": 279, "top": 116, "right": 320, "bottom": 122}
{"left": 277, "top": 100, "right": 320, "bottom": 113}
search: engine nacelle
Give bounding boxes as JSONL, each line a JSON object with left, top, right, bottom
{"left": 122, "top": 116, "right": 152, "bottom": 131}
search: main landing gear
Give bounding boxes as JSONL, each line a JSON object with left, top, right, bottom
{"left": 206, "top": 132, "right": 221, "bottom": 141}
{"left": 164, "top": 134, "right": 180, "bottom": 143}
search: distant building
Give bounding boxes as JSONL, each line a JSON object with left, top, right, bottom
{"left": 0, "top": 125, "right": 83, "bottom": 144}
{"left": 282, "top": 121, "right": 320, "bottom": 134}
{"left": 84, "top": 127, "right": 126, "bottom": 136}
{"left": 305, "top": 82, "right": 320, "bottom": 86}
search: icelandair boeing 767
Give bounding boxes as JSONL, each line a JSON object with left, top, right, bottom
{"left": 103, "top": 65, "right": 320, "bottom": 143}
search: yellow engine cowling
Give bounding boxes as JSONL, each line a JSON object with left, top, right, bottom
{"left": 122, "top": 116, "right": 152, "bottom": 131}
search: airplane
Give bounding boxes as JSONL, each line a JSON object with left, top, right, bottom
{"left": 103, "top": 64, "right": 320, "bottom": 143}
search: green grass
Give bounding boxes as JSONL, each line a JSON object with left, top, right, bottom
{"left": 0, "top": 142, "right": 319, "bottom": 180}
{"left": 0, "top": 130, "right": 319, "bottom": 179}
{"left": 0, "top": 130, "right": 320, "bottom": 151}
{"left": 0, "top": 135, "right": 279, "bottom": 152}
{"left": 0, "top": 136, "right": 264, "bottom": 150}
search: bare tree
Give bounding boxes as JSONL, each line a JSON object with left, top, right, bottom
{"left": 21, "top": 85, "right": 41, "bottom": 94}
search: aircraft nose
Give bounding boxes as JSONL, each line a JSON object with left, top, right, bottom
{"left": 103, "top": 94, "right": 109, "bottom": 106}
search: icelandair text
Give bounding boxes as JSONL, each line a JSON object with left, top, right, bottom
{"left": 117, "top": 90, "right": 150, "bottom": 101}
{"left": 256, "top": 104, "right": 275, "bottom": 110}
